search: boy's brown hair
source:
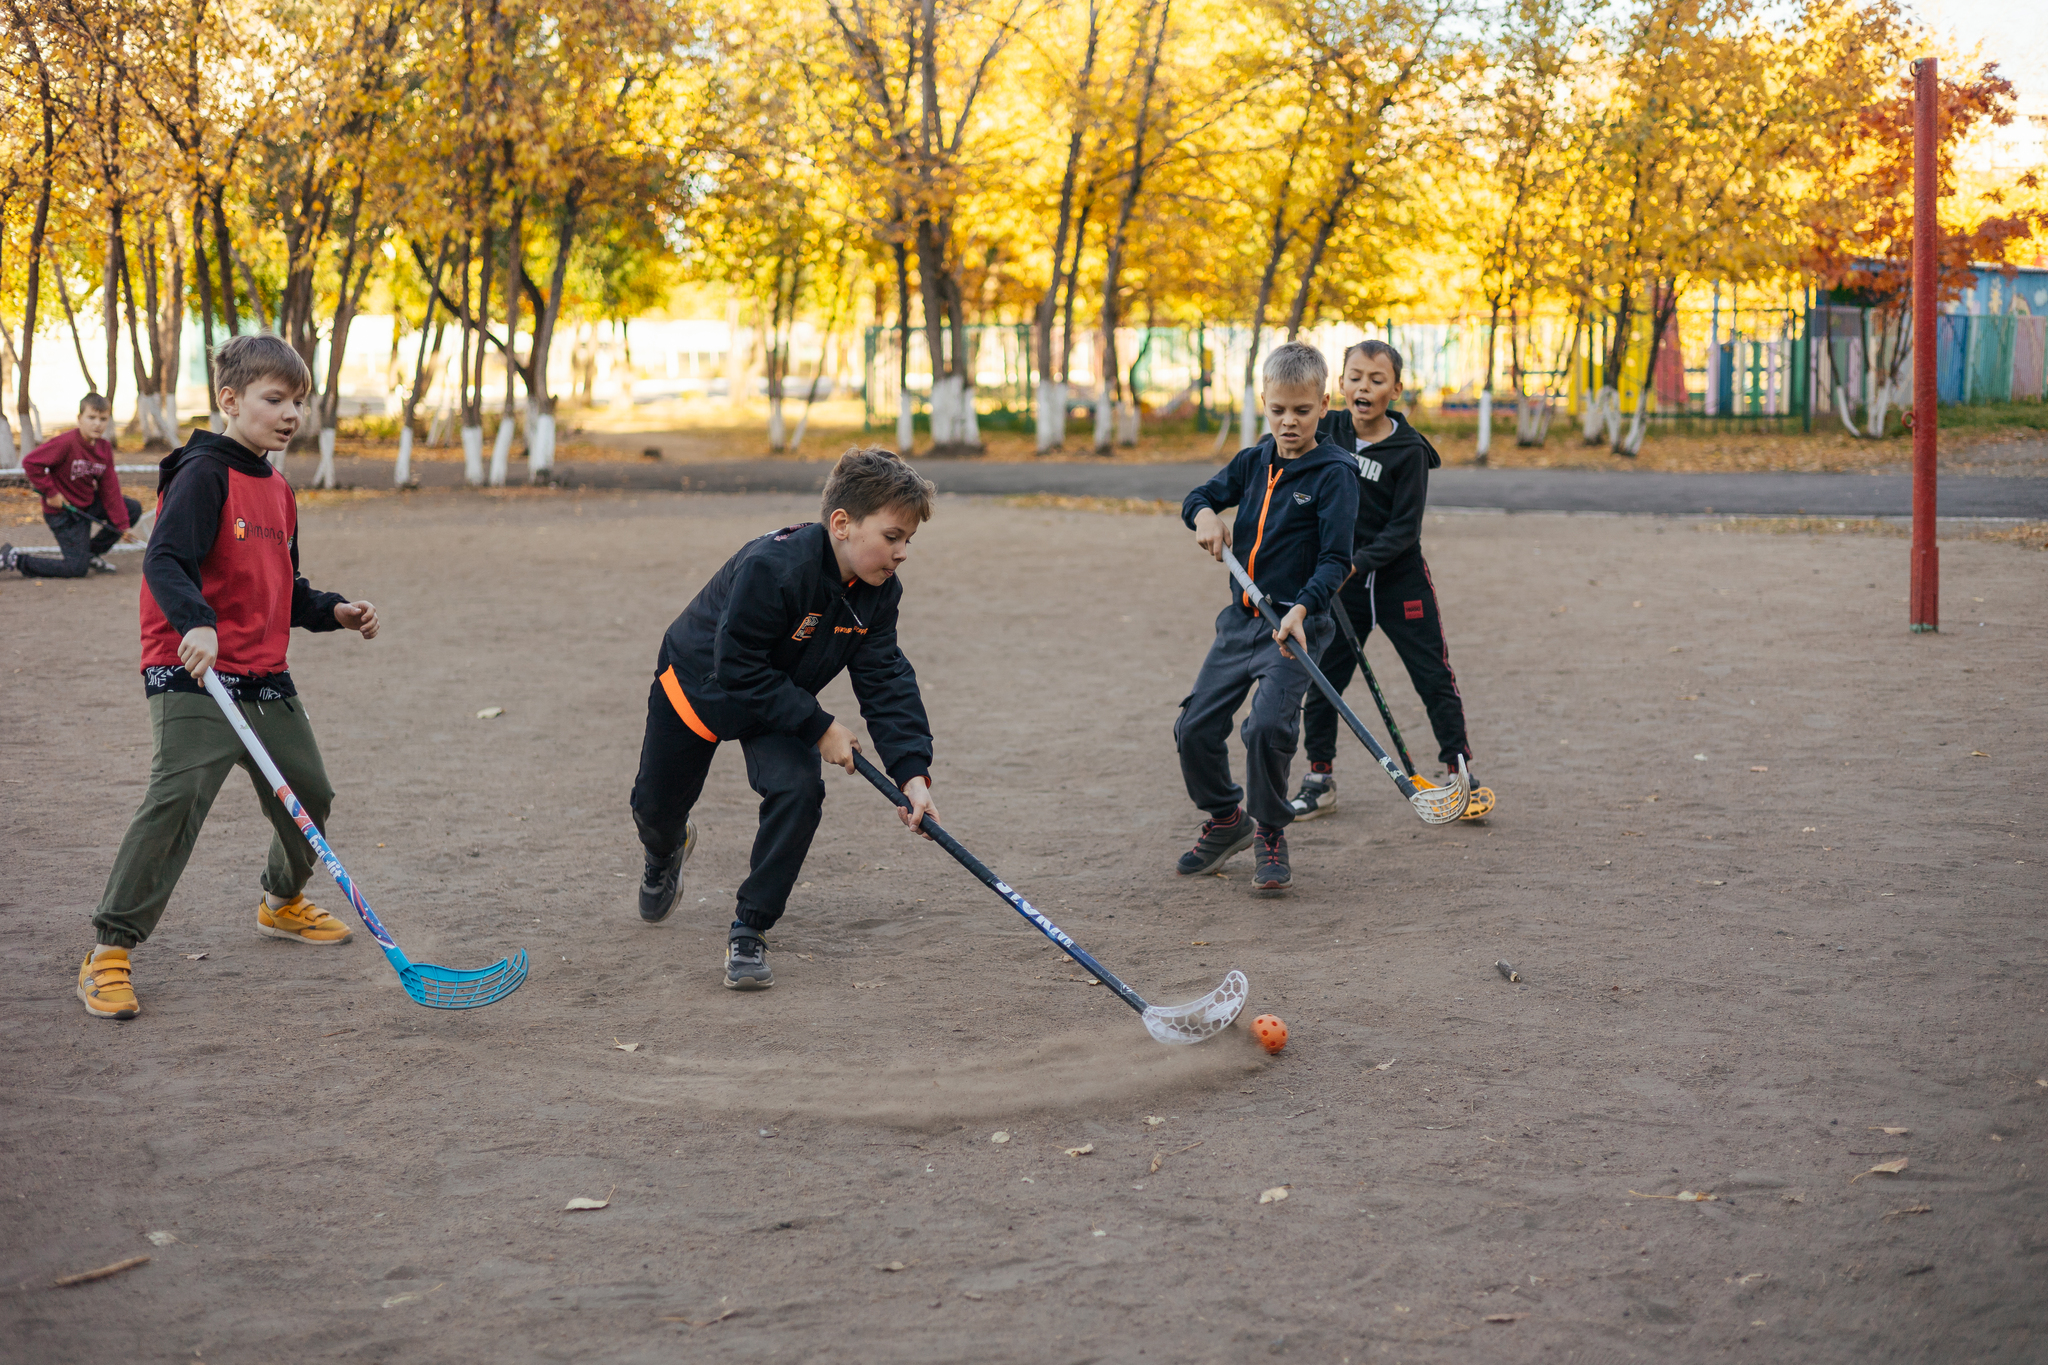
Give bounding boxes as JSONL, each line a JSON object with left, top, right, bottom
{"left": 1341, "top": 338, "right": 1404, "bottom": 383}
{"left": 78, "top": 393, "right": 111, "bottom": 414}
{"left": 214, "top": 334, "right": 312, "bottom": 399}
{"left": 821, "top": 446, "right": 936, "bottom": 524}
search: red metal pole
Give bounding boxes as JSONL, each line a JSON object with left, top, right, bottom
{"left": 1910, "top": 57, "right": 1939, "bottom": 632}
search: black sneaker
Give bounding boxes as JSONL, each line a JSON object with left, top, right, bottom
{"left": 1288, "top": 769, "right": 1336, "bottom": 820}
{"left": 1251, "top": 824, "right": 1291, "bottom": 893}
{"left": 637, "top": 820, "right": 696, "bottom": 923}
{"left": 0, "top": 543, "right": 16, "bottom": 572}
{"left": 724, "top": 929, "right": 772, "bottom": 990}
{"left": 1175, "top": 807, "right": 1254, "bottom": 876}
{"left": 87, "top": 555, "right": 118, "bottom": 574}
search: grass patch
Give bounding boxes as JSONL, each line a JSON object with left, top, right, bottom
{"left": 1710, "top": 516, "right": 1908, "bottom": 538}
{"left": 1969, "top": 522, "right": 2048, "bottom": 550}
{"left": 1932, "top": 399, "right": 2048, "bottom": 433}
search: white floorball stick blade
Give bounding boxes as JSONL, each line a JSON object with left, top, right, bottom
{"left": 1409, "top": 770, "right": 1471, "bottom": 824}
{"left": 1142, "top": 969, "right": 1250, "bottom": 1044}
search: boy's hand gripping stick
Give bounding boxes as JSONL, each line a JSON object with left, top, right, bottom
{"left": 849, "top": 751, "right": 1247, "bottom": 1045}
{"left": 200, "top": 668, "right": 528, "bottom": 1009}
{"left": 1220, "top": 546, "right": 1468, "bottom": 824}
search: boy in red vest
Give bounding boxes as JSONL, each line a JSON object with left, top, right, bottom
{"left": 76, "top": 334, "right": 381, "bottom": 1021}
{"left": 1, "top": 393, "right": 142, "bottom": 577}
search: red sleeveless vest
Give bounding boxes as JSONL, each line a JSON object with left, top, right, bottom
{"left": 139, "top": 468, "right": 299, "bottom": 675}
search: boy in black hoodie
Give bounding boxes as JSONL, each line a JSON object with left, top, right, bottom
{"left": 630, "top": 447, "right": 938, "bottom": 991}
{"left": 1287, "top": 339, "right": 1493, "bottom": 822}
{"left": 77, "top": 335, "right": 380, "bottom": 1021}
{"left": 1175, "top": 342, "right": 1358, "bottom": 894}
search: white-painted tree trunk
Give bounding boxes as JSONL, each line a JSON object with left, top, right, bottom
{"left": 1116, "top": 400, "right": 1139, "bottom": 446}
{"left": 530, "top": 412, "right": 555, "bottom": 481}
{"left": 1092, "top": 382, "right": 1114, "bottom": 451}
{"left": 1035, "top": 379, "right": 1065, "bottom": 453}
{"left": 1475, "top": 389, "right": 1493, "bottom": 461}
{"left": 487, "top": 417, "right": 513, "bottom": 486}
{"left": 395, "top": 427, "right": 413, "bottom": 486}
{"left": 209, "top": 410, "right": 226, "bottom": 435}
{"left": 1616, "top": 384, "right": 1651, "bottom": 456}
{"left": 961, "top": 387, "right": 980, "bottom": 450}
{"left": 462, "top": 424, "right": 484, "bottom": 485}
{"left": 1239, "top": 379, "right": 1258, "bottom": 448}
{"left": 930, "top": 374, "right": 971, "bottom": 448}
{"left": 895, "top": 383, "right": 915, "bottom": 453}
{"left": 314, "top": 428, "right": 338, "bottom": 488}
{"left": 767, "top": 395, "right": 786, "bottom": 452}
{"left": 1514, "top": 394, "right": 1554, "bottom": 446}
{"left": 0, "top": 414, "right": 16, "bottom": 470}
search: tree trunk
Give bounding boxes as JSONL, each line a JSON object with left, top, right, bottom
{"left": 1032, "top": 1, "right": 1101, "bottom": 453}
{"left": 489, "top": 193, "right": 523, "bottom": 486}
{"left": 524, "top": 187, "right": 580, "bottom": 481}
{"left": 893, "top": 240, "right": 915, "bottom": 452}
{"left": 1615, "top": 285, "right": 1676, "bottom": 457}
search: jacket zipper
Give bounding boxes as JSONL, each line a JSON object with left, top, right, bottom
{"left": 1241, "top": 464, "right": 1284, "bottom": 609}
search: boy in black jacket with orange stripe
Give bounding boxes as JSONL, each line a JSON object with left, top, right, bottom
{"left": 1287, "top": 339, "right": 1492, "bottom": 822}
{"left": 630, "top": 447, "right": 938, "bottom": 990}
{"left": 1174, "top": 343, "right": 1358, "bottom": 894}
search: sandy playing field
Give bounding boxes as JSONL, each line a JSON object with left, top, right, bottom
{"left": 2, "top": 489, "right": 2043, "bottom": 1364}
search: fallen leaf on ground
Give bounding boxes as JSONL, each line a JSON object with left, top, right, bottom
{"left": 1969, "top": 751, "right": 1989, "bottom": 757}
{"left": 1750, "top": 765, "right": 1769, "bottom": 772}
{"left": 1065, "top": 1144, "right": 1094, "bottom": 1157}
{"left": 564, "top": 1187, "right": 615, "bottom": 1211}
{"left": 990, "top": 1131, "right": 1010, "bottom": 1144}
{"left": 1868, "top": 1126, "right": 1910, "bottom": 1136}
{"left": 144, "top": 1231, "right": 178, "bottom": 1246}
{"left": 1850, "top": 1158, "right": 1908, "bottom": 1184}
{"left": 961, "top": 1291, "right": 983, "bottom": 1301}
{"left": 1781, "top": 1192, "right": 1806, "bottom": 1204}
{"left": 1374, "top": 1059, "right": 1396, "bottom": 1071}
{"left": 877, "top": 1261, "right": 909, "bottom": 1272}
{"left": 1731, "top": 1272, "right": 1767, "bottom": 1285}
{"left": 1990, "top": 1134, "right": 2003, "bottom": 1142}
{"left": 181, "top": 952, "right": 208, "bottom": 961}
{"left": 1149, "top": 1153, "right": 1163, "bottom": 1174}
{"left": 50, "top": 1256, "right": 150, "bottom": 1288}
{"left": 1628, "top": 1189, "right": 1717, "bottom": 1201}
{"left": 1699, "top": 880, "right": 1725, "bottom": 886}
{"left": 383, "top": 1293, "right": 422, "bottom": 1308}
{"left": 660, "top": 1308, "right": 738, "bottom": 1327}
{"left": 1258, "top": 1185, "right": 1291, "bottom": 1204}
{"left": 1884, "top": 1204, "right": 1933, "bottom": 1220}
{"left": 612, "top": 1039, "right": 641, "bottom": 1053}
{"left": 1189, "top": 941, "right": 1209, "bottom": 946}
{"left": 476, "top": 707, "right": 503, "bottom": 719}
{"left": 1091, "top": 1229, "right": 1107, "bottom": 1237}
{"left": 1144, "top": 1116, "right": 1166, "bottom": 1127}
{"left": 1484, "top": 1313, "right": 1523, "bottom": 1323}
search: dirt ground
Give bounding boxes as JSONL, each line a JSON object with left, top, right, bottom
{"left": 2, "top": 490, "right": 2044, "bottom": 1364}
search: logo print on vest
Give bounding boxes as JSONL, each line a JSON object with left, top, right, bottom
{"left": 1293, "top": 490, "right": 1312, "bottom": 505}
{"left": 792, "top": 612, "right": 822, "bottom": 641}
{"left": 234, "top": 518, "right": 247, "bottom": 540}
{"left": 1404, "top": 599, "right": 1425, "bottom": 620}
{"left": 1356, "top": 455, "right": 1384, "bottom": 482}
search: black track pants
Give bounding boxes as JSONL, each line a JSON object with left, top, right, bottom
{"left": 629, "top": 678, "right": 824, "bottom": 933}
{"left": 1303, "top": 553, "right": 1471, "bottom": 770}
{"left": 16, "top": 497, "right": 143, "bottom": 578}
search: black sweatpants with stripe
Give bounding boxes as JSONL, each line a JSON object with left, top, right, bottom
{"left": 1302, "top": 551, "right": 1471, "bottom": 771}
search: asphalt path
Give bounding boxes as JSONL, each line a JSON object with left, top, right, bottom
{"left": 240, "top": 453, "right": 2048, "bottom": 519}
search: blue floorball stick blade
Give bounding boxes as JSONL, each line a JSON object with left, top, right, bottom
{"left": 383, "top": 945, "right": 529, "bottom": 1010}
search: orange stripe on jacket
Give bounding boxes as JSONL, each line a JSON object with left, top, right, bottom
{"left": 658, "top": 665, "right": 719, "bottom": 742}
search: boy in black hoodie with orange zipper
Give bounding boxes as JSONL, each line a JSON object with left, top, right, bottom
{"left": 1286, "top": 339, "right": 1492, "bottom": 822}
{"left": 1175, "top": 342, "right": 1358, "bottom": 894}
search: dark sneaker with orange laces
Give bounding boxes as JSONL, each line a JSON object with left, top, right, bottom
{"left": 1176, "top": 807, "right": 1255, "bottom": 876}
{"left": 1251, "top": 824, "right": 1291, "bottom": 894}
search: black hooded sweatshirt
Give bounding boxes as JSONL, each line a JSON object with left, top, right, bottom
{"left": 1286, "top": 408, "right": 1441, "bottom": 574}
{"left": 1181, "top": 439, "right": 1359, "bottom": 615}
{"left": 657, "top": 521, "right": 933, "bottom": 789}
{"left": 139, "top": 429, "right": 346, "bottom": 700}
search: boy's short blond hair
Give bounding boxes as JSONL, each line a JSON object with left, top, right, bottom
{"left": 214, "top": 334, "right": 311, "bottom": 399}
{"left": 78, "top": 393, "right": 111, "bottom": 414}
{"left": 822, "top": 446, "right": 937, "bottom": 524}
{"left": 1262, "top": 341, "right": 1328, "bottom": 393}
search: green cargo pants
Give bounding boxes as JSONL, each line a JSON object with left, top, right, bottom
{"left": 92, "top": 691, "right": 335, "bottom": 949}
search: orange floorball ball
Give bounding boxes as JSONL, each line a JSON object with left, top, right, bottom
{"left": 1251, "top": 1014, "right": 1288, "bottom": 1054}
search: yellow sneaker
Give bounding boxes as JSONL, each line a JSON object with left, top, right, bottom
{"left": 78, "top": 949, "right": 140, "bottom": 1020}
{"left": 258, "top": 894, "right": 353, "bottom": 945}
